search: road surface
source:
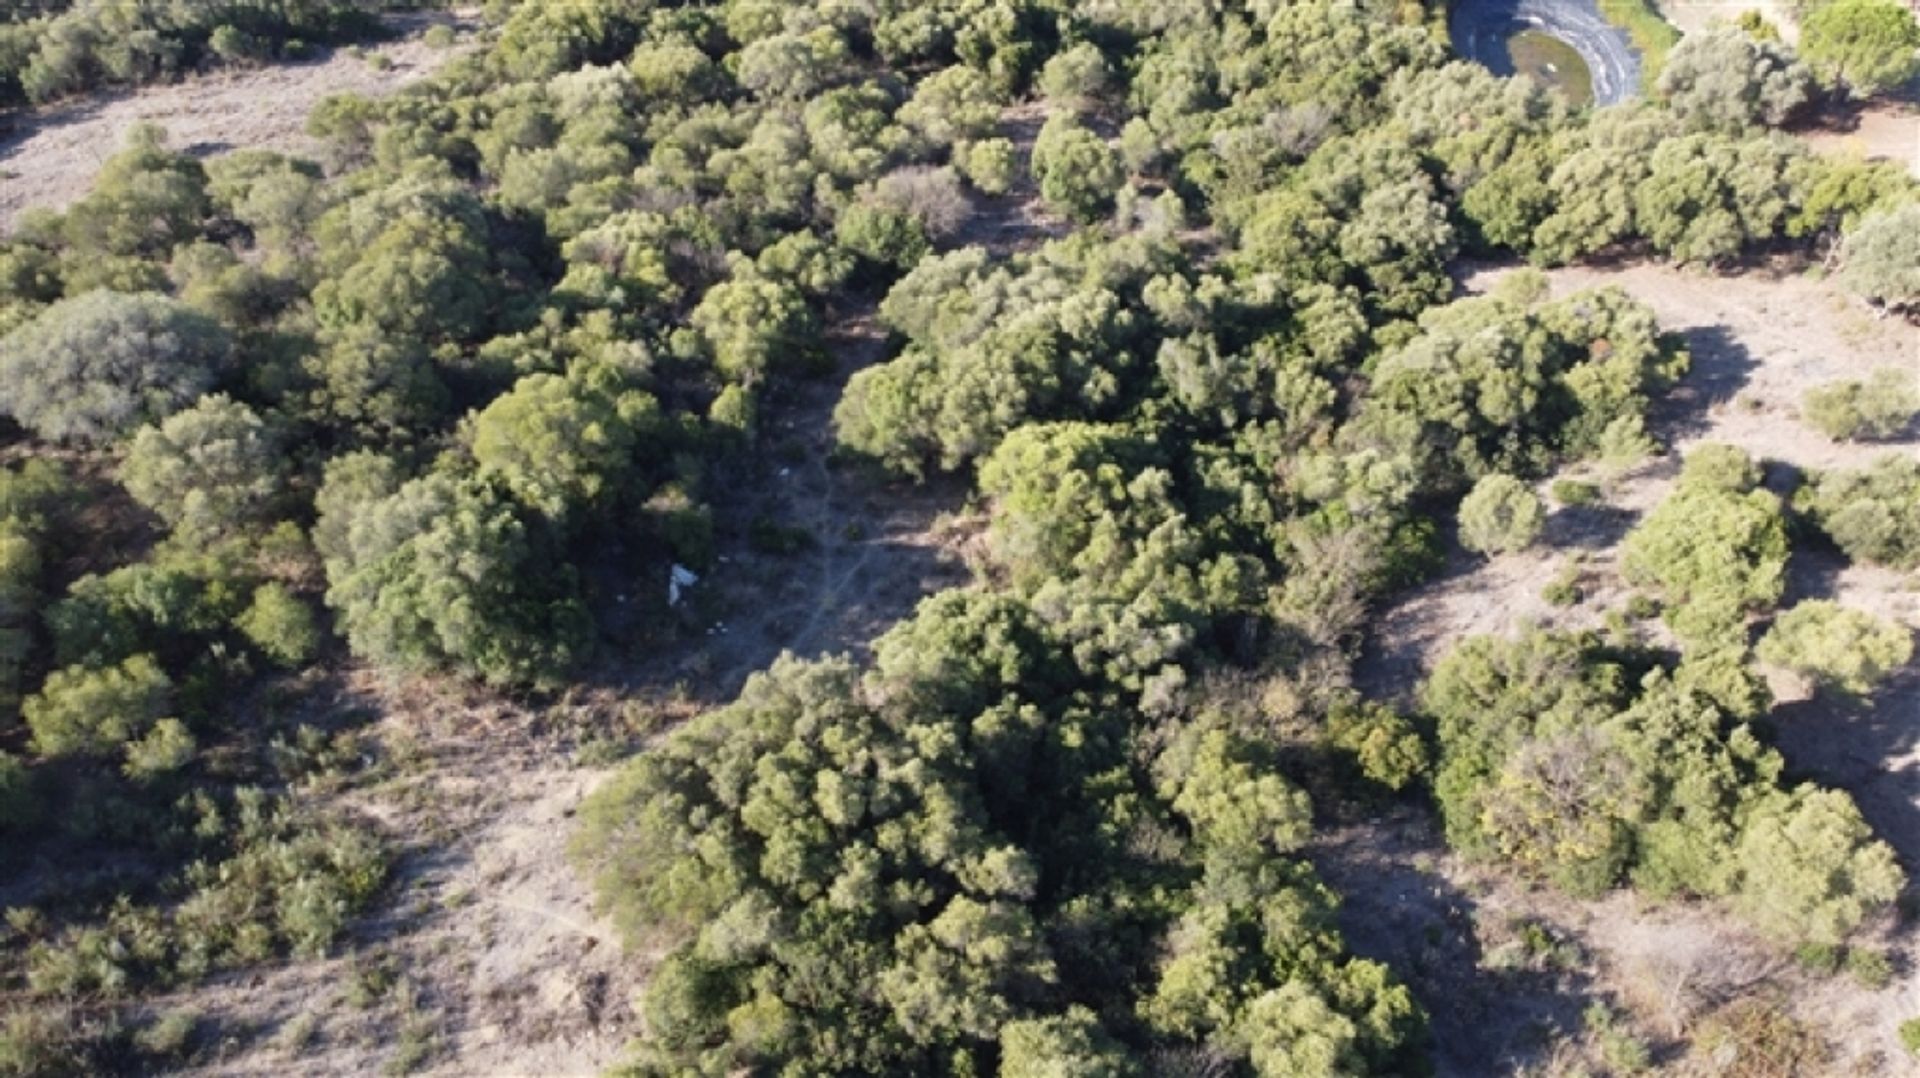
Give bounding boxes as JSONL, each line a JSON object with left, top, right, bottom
{"left": 1449, "top": 0, "right": 1643, "bottom": 106}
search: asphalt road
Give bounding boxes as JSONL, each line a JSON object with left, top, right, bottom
{"left": 1449, "top": 0, "right": 1643, "bottom": 106}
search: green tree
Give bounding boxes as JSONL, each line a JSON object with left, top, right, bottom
{"left": 1031, "top": 115, "right": 1124, "bottom": 223}
{"left": 120, "top": 395, "right": 288, "bottom": 541}
{"left": 322, "top": 474, "right": 592, "bottom": 687}
{"left": 1457, "top": 474, "right": 1545, "bottom": 555}
{"left": 467, "top": 361, "right": 663, "bottom": 522}
{"left": 1757, "top": 601, "right": 1913, "bottom": 696}
{"left": 236, "top": 582, "right": 321, "bottom": 668}
{"left": 1732, "top": 787, "right": 1903, "bottom": 946}
{"left": 23, "top": 655, "right": 173, "bottom": 758}
{"left": 1801, "top": 0, "right": 1920, "bottom": 97}
{"left": 0, "top": 290, "right": 231, "bottom": 444}
{"left": 1622, "top": 448, "right": 1788, "bottom": 648}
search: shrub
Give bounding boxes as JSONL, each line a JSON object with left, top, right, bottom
{"left": 1623, "top": 453, "right": 1787, "bottom": 648}
{"left": 23, "top": 655, "right": 173, "bottom": 758}
{"left": 0, "top": 752, "right": 34, "bottom": 833}
{"left": 236, "top": 583, "right": 321, "bottom": 668}
{"left": 1901, "top": 1017, "right": 1920, "bottom": 1055}
{"left": 1731, "top": 787, "right": 1903, "bottom": 946}
{"left": 1551, "top": 479, "right": 1601, "bottom": 506}
{"left": 1756, "top": 601, "right": 1913, "bottom": 696}
{"left": 1797, "top": 455, "right": 1920, "bottom": 569}
{"left": 123, "top": 718, "right": 197, "bottom": 781}
{"left": 1840, "top": 202, "right": 1920, "bottom": 309}
{"left": 1458, "top": 474, "right": 1545, "bottom": 555}
{"left": 958, "top": 138, "right": 1018, "bottom": 195}
{"left": 0, "top": 290, "right": 232, "bottom": 444}
{"left": 1800, "top": 368, "right": 1918, "bottom": 441}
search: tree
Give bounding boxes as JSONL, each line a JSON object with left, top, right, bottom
{"left": 1801, "top": 0, "right": 1920, "bottom": 97}
{"left": 322, "top": 474, "right": 592, "bottom": 686}
{"left": 1657, "top": 25, "right": 1813, "bottom": 130}
{"left": 1000, "top": 1007, "right": 1136, "bottom": 1078}
{"left": 1622, "top": 448, "right": 1788, "bottom": 648}
{"left": 1038, "top": 43, "right": 1113, "bottom": 113}
{"left": 0, "top": 291, "right": 231, "bottom": 444}
{"left": 1757, "top": 601, "right": 1913, "bottom": 696}
{"left": 23, "top": 655, "right": 172, "bottom": 758}
{"left": 120, "top": 395, "right": 288, "bottom": 541}
{"left": 1457, "top": 474, "right": 1545, "bottom": 555}
{"left": 467, "top": 361, "right": 663, "bottom": 522}
{"left": 1031, "top": 115, "right": 1124, "bottom": 223}
{"left": 1732, "top": 787, "right": 1903, "bottom": 946}
{"left": 1801, "top": 368, "right": 1918, "bottom": 441}
{"left": 688, "top": 266, "right": 818, "bottom": 383}
{"left": 1838, "top": 202, "right": 1920, "bottom": 310}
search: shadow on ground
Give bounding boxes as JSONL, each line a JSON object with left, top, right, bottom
{"left": 1311, "top": 811, "right": 1603, "bottom": 1076}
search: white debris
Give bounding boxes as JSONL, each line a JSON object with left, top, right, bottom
{"left": 668, "top": 563, "right": 700, "bottom": 606}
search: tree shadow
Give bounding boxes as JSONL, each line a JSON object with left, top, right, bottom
{"left": 1542, "top": 502, "right": 1638, "bottom": 551}
{"left": 1769, "top": 662, "right": 1920, "bottom": 868}
{"left": 1652, "top": 324, "right": 1760, "bottom": 443}
{"left": 1312, "top": 812, "right": 1605, "bottom": 1076}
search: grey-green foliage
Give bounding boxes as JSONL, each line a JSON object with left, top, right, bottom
{"left": 1838, "top": 201, "right": 1920, "bottom": 309}
{"left": 1757, "top": 600, "right": 1913, "bottom": 696}
{"left": 120, "top": 395, "right": 288, "bottom": 541}
{"left": 1796, "top": 454, "right": 1920, "bottom": 569}
{"left": 1801, "top": 368, "right": 1918, "bottom": 441}
{"left": 1457, "top": 474, "right": 1545, "bottom": 555}
{"left": 1657, "top": 24, "right": 1813, "bottom": 131}
{"left": 320, "top": 472, "right": 591, "bottom": 687}
{"left": 0, "top": 290, "right": 231, "bottom": 444}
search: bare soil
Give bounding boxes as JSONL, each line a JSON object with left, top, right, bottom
{"left": 0, "top": 10, "right": 477, "bottom": 232}
{"left": 1352, "top": 260, "right": 1920, "bottom": 1073}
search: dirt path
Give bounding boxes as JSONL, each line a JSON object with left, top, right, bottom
{"left": 0, "top": 11, "right": 475, "bottom": 232}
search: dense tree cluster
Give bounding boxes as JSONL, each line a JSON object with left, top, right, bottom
{"left": 577, "top": 594, "right": 1424, "bottom": 1074}
{"left": 0, "top": 0, "right": 386, "bottom": 105}
{"left": 2, "top": 0, "right": 1917, "bottom": 1069}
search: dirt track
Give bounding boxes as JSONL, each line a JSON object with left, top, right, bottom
{"left": 0, "top": 11, "right": 473, "bottom": 232}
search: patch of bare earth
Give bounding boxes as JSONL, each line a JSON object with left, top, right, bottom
{"left": 1799, "top": 98, "right": 1920, "bottom": 181}
{"left": 0, "top": 10, "right": 478, "bottom": 232}
{"left": 1348, "top": 261, "right": 1920, "bottom": 1073}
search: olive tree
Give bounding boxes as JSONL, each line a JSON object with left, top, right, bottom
{"left": 0, "top": 291, "right": 231, "bottom": 444}
{"left": 1657, "top": 24, "right": 1813, "bottom": 130}
{"left": 1838, "top": 202, "right": 1920, "bottom": 310}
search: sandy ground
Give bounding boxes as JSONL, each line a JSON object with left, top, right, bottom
{"left": 1353, "top": 261, "right": 1920, "bottom": 1073}
{"left": 1656, "top": 0, "right": 1798, "bottom": 41}
{"left": 0, "top": 11, "right": 475, "bottom": 232}
{"left": 1800, "top": 100, "right": 1920, "bottom": 181}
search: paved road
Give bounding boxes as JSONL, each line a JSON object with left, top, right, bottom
{"left": 1449, "top": 0, "right": 1643, "bottom": 106}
